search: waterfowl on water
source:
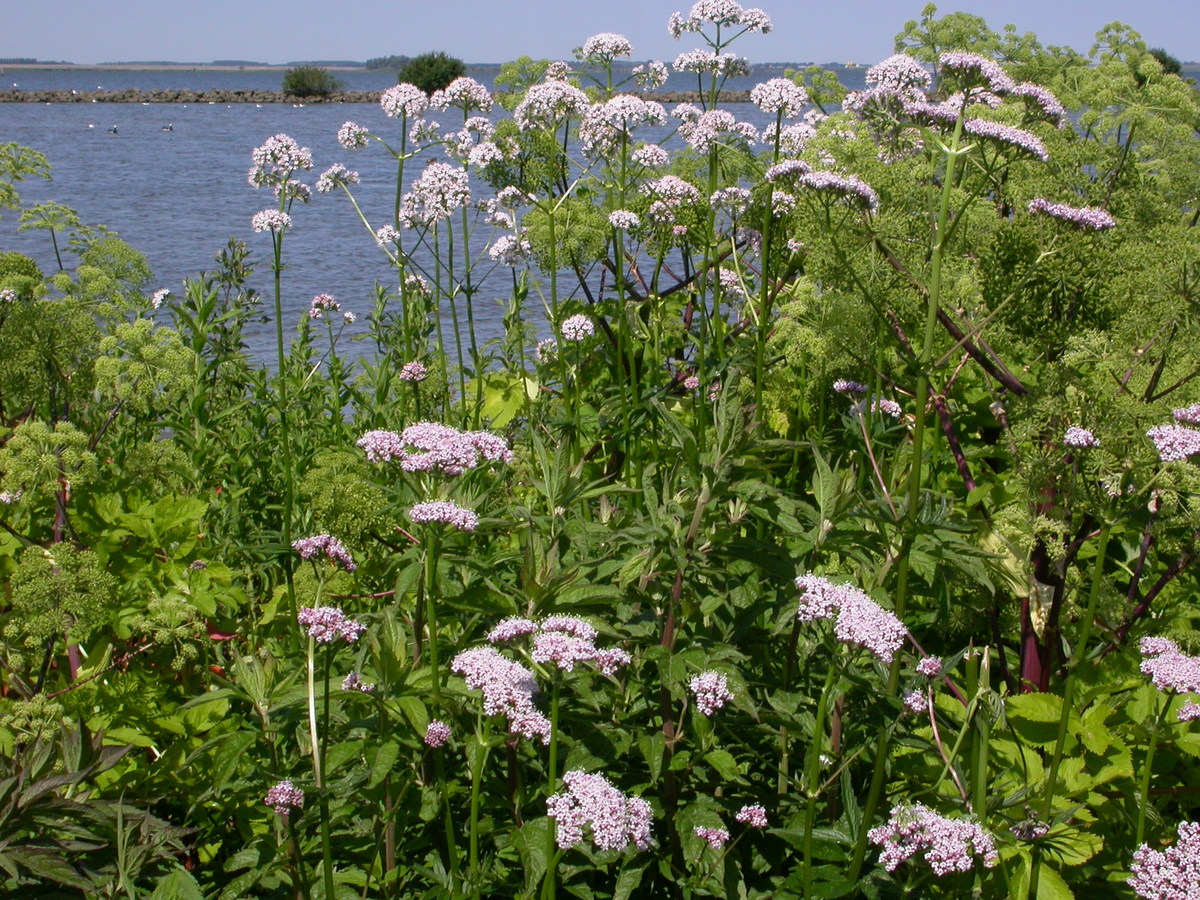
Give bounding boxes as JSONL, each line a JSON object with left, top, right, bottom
{"left": 107, "top": 125, "right": 117, "bottom": 134}
{"left": 162, "top": 123, "right": 173, "bottom": 131}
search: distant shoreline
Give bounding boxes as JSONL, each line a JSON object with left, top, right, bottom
{"left": 0, "top": 87, "right": 753, "bottom": 104}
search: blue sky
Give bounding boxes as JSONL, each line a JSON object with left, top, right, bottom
{"left": 4, "top": 1, "right": 1197, "bottom": 65}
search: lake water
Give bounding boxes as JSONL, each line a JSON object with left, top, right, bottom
{"left": 0, "top": 65, "right": 868, "bottom": 359}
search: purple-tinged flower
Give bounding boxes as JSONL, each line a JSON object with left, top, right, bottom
{"left": 1148, "top": 423, "right": 1200, "bottom": 462}
{"left": 1130, "top": 821, "right": 1200, "bottom": 899}
{"left": 398, "top": 161, "right": 471, "bottom": 228}
{"left": 903, "top": 690, "right": 927, "bottom": 714}
{"left": 795, "top": 574, "right": 907, "bottom": 663}
{"left": 150, "top": 288, "right": 170, "bottom": 309}
{"left": 399, "top": 360, "right": 428, "bottom": 383}
{"left": 736, "top": 804, "right": 768, "bottom": 828}
{"left": 632, "top": 144, "right": 670, "bottom": 167}
{"left": 357, "top": 422, "right": 511, "bottom": 473}
{"left": 489, "top": 234, "right": 531, "bottom": 265}
{"left": 963, "top": 119, "right": 1048, "bottom": 161}
{"left": 937, "top": 52, "right": 1015, "bottom": 95}
{"left": 580, "top": 95, "right": 668, "bottom": 157}
{"left": 514, "top": 79, "right": 590, "bottom": 130}
{"left": 409, "top": 500, "right": 479, "bottom": 532}
{"left": 430, "top": 77, "right": 493, "bottom": 113}
{"left": 798, "top": 171, "right": 880, "bottom": 213}
{"left": 316, "top": 163, "right": 358, "bottom": 193}
{"left": 264, "top": 779, "right": 304, "bottom": 814}
{"left": 916, "top": 657, "right": 943, "bottom": 678}
{"left": 250, "top": 133, "right": 313, "bottom": 184}
{"left": 540, "top": 616, "right": 597, "bottom": 640}
{"left": 689, "top": 671, "right": 734, "bottom": 716}
{"left": 641, "top": 174, "right": 702, "bottom": 227}
{"left": 1011, "top": 819, "right": 1050, "bottom": 841}
{"left": 869, "top": 803, "right": 998, "bottom": 875}
{"left": 765, "top": 159, "right": 812, "bottom": 184}
{"left": 866, "top": 54, "right": 932, "bottom": 95}
{"left": 424, "top": 719, "right": 452, "bottom": 747}
{"left": 488, "top": 617, "right": 539, "bottom": 643}
{"left": 751, "top": 78, "right": 809, "bottom": 118}
{"left": 1012, "top": 83, "right": 1066, "bottom": 126}
{"left": 547, "top": 770, "right": 653, "bottom": 851}
{"left": 273, "top": 179, "right": 311, "bottom": 203}
{"left": 341, "top": 671, "right": 375, "bottom": 693}
{"left": 683, "top": 375, "right": 701, "bottom": 391}
{"left": 673, "top": 50, "right": 750, "bottom": 78}
{"left": 308, "top": 293, "right": 341, "bottom": 320}
{"left": 1063, "top": 426, "right": 1100, "bottom": 448}
{"left": 710, "top": 186, "right": 751, "bottom": 215}
{"left": 1179, "top": 702, "right": 1200, "bottom": 723}
{"left": 1028, "top": 198, "right": 1115, "bottom": 231}
{"left": 609, "top": 209, "right": 642, "bottom": 230}
{"left": 451, "top": 646, "right": 551, "bottom": 742}
{"left": 873, "top": 398, "right": 902, "bottom": 418}
{"left": 297, "top": 606, "right": 366, "bottom": 643}
{"left": 695, "top": 825, "right": 730, "bottom": 849}
{"left": 1141, "top": 637, "right": 1200, "bottom": 694}
{"left": 337, "top": 120, "right": 369, "bottom": 149}
{"left": 375, "top": 224, "right": 401, "bottom": 246}
{"left": 561, "top": 314, "right": 595, "bottom": 342}
{"left": 833, "top": 379, "right": 868, "bottom": 394}
{"left": 633, "top": 61, "right": 669, "bottom": 89}
{"left": 0, "top": 490, "right": 22, "bottom": 504}
{"left": 0, "top": 288, "right": 16, "bottom": 303}
{"left": 292, "top": 534, "right": 357, "bottom": 572}
{"left": 381, "top": 84, "right": 428, "bottom": 119}
{"left": 535, "top": 338, "right": 557, "bottom": 363}
{"left": 1174, "top": 404, "right": 1200, "bottom": 425}
{"left": 251, "top": 209, "right": 292, "bottom": 233}
{"left": 579, "top": 32, "right": 633, "bottom": 62}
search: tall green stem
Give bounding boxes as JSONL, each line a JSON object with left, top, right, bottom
{"left": 803, "top": 663, "right": 838, "bottom": 900}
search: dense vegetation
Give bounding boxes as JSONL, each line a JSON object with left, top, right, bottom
{"left": 397, "top": 51, "right": 467, "bottom": 94}
{"left": 281, "top": 65, "right": 345, "bottom": 99}
{"left": 2, "top": 2, "right": 1200, "bottom": 897}
{"left": 366, "top": 55, "right": 413, "bottom": 72}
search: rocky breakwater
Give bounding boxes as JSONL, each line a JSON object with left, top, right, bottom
{"left": 0, "top": 88, "right": 381, "bottom": 103}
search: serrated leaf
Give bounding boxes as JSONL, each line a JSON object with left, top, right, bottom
{"left": 703, "top": 749, "right": 741, "bottom": 780}
{"left": 151, "top": 867, "right": 205, "bottom": 900}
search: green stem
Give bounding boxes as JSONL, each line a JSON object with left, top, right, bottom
{"left": 1136, "top": 692, "right": 1173, "bottom": 847}
{"left": 803, "top": 663, "right": 838, "bottom": 900}
{"left": 544, "top": 678, "right": 561, "bottom": 900}
{"left": 469, "top": 717, "right": 491, "bottom": 900}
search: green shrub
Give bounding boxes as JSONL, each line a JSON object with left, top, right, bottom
{"left": 0, "top": 250, "right": 41, "bottom": 300}
{"left": 280, "top": 65, "right": 344, "bottom": 99}
{"left": 396, "top": 51, "right": 465, "bottom": 94}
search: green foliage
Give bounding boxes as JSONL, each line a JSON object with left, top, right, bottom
{"left": 364, "top": 53, "right": 411, "bottom": 71}
{"left": 0, "top": 250, "right": 41, "bottom": 300}
{"left": 1149, "top": 47, "right": 1183, "bottom": 76}
{"left": 494, "top": 55, "right": 554, "bottom": 110}
{"left": 280, "top": 64, "right": 344, "bottom": 98}
{"left": 5, "top": 543, "right": 117, "bottom": 661}
{"left": 0, "top": 142, "right": 50, "bottom": 216}
{"left": 396, "top": 50, "right": 465, "bottom": 93}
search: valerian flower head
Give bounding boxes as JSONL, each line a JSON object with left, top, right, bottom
{"left": 397, "top": 161, "right": 471, "bottom": 227}
{"left": 797, "top": 171, "right": 880, "bottom": 213}
{"left": 308, "top": 293, "right": 341, "bottom": 320}
{"left": 579, "top": 95, "right": 668, "bottom": 157}
{"left": 695, "top": 825, "right": 730, "bottom": 849}
{"left": 514, "top": 80, "right": 590, "bottom": 130}
{"left": 357, "top": 422, "right": 511, "bottom": 472}
{"left": 673, "top": 49, "right": 750, "bottom": 78}
{"left": 424, "top": 719, "right": 452, "bottom": 747}
{"left": 866, "top": 54, "right": 932, "bottom": 95}
{"left": 609, "top": 209, "right": 642, "bottom": 229}
{"left": 795, "top": 574, "right": 906, "bottom": 662}
{"left": 1012, "top": 83, "right": 1066, "bottom": 126}
{"left": 633, "top": 61, "right": 669, "bottom": 89}
{"left": 408, "top": 500, "right": 480, "bottom": 532}
{"left": 561, "top": 314, "right": 595, "bottom": 341}
{"left": 578, "top": 32, "right": 634, "bottom": 62}
{"left": 1028, "top": 198, "right": 1115, "bottom": 231}
{"left": 250, "top": 133, "right": 313, "bottom": 186}
{"left": 1140, "top": 637, "right": 1200, "bottom": 694}
{"left": 916, "top": 657, "right": 943, "bottom": 677}
{"left": 689, "top": 670, "right": 734, "bottom": 715}
{"left": 1148, "top": 423, "right": 1200, "bottom": 462}
{"left": 869, "top": 804, "right": 998, "bottom": 875}
{"left": 430, "top": 77, "right": 493, "bottom": 113}
{"left": 962, "top": 118, "right": 1048, "bottom": 161}
{"left": 264, "top": 780, "right": 304, "bottom": 814}
{"left": 751, "top": 78, "right": 809, "bottom": 118}
{"left": 337, "top": 120, "right": 369, "bottom": 149}
{"left": 293, "top": 534, "right": 357, "bottom": 572}
{"left": 547, "top": 770, "right": 653, "bottom": 851}
{"left": 251, "top": 209, "right": 292, "bottom": 232}
{"left": 399, "top": 360, "right": 428, "bottom": 382}
{"left": 1173, "top": 404, "right": 1200, "bottom": 425}
{"left": 736, "top": 804, "right": 769, "bottom": 828}
{"left": 380, "top": 83, "right": 428, "bottom": 119}
{"left": 451, "top": 646, "right": 551, "bottom": 742}
{"left": 937, "top": 52, "right": 1016, "bottom": 95}
{"left": 669, "top": 0, "right": 771, "bottom": 34}
{"left": 1063, "top": 426, "right": 1100, "bottom": 448}
{"left": 297, "top": 606, "right": 366, "bottom": 643}
{"left": 341, "top": 671, "right": 375, "bottom": 693}
{"left": 1130, "top": 820, "right": 1200, "bottom": 899}
{"left": 316, "top": 163, "right": 359, "bottom": 193}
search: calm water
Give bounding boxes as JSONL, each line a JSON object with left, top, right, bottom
{"left": 0, "top": 66, "right": 868, "bottom": 359}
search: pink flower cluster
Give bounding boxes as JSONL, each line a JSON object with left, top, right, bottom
{"left": 264, "top": 779, "right": 304, "bottom": 814}
{"left": 381, "top": 84, "right": 428, "bottom": 119}
{"left": 1028, "top": 198, "right": 1116, "bottom": 231}
{"left": 430, "top": 77, "right": 493, "bottom": 113}
{"left": 398, "top": 161, "right": 471, "bottom": 227}
{"left": 337, "top": 121, "right": 369, "bottom": 149}
{"left": 865, "top": 54, "right": 932, "bottom": 96}
{"left": 488, "top": 616, "right": 631, "bottom": 676}
{"left": 409, "top": 500, "right": 479, "bottom": 532}
{"left": 341, "top": 671, "right": 375, "bottom": 693}
{"left": 1130, "top": 820, "right": 1200, "bottom": 899}
{"left": 673, "top": 50, "right": 750, "bottom": 78}
{"left": 869, "top": 803, "right": 998, "bottom": 875}
{"left": 250, "top": 133, "right": 313, "bottom": 187}
{"left": 292, "top": 534, "right": 357, "bottom": 572}
{"left": 795, "top": 574, "right": 907, "bottom": 663}
{"left": 1147, "top": 423, "right": 1200, "bottom": 462}
{"left": 1140, "top": 637, "right": 1200, "bottom": 694}
{"left": 1012, "top": 83, "right": 1066, "bottom": 125}
{"left": 937, "top": 52, "right": 1016, "bottom": 95}
{"left": 1063, "top": 426, "right": 1100, "bottom": 448}
{"left": 399, "top": 360, "right": 428, "bottom": 383}
{"left": 579, "top": 95, "right": 667, "bottom": 157}
{"left": 561, "top": 314, "right": 595, "bottom": 342}
{"left": 916, "top": 657, "right": 943, "bottom": 677}
{"left": 451, "top": 646, "right": 551, "bottom": 742}
{"left": 689, "top": 670, "right": 735, "bottom": 716}
{"left": 1174, "top": 404, "right": 1200, "bottom": 425}
{"left": 736, "top": 804, "right": 769, "bottom": 828}
{"left": 546, "top": 770, "right": 653, "bottom": 851}
{"left": 797, "top": 171, "right": 880, "bottom": 213}
{"left": 962, "top": 119, "right": 1049, "bottom": 162}
{"left": 251, "top": 209, "right": 292, "bottom": 233}
{"left": 297, "top": 606, "right": 366, "bottom": 644}
{"left": 316, "top": 163, "right": 358, "bottom": 193}
{"left": 514, "top": 80, "right": 590, "bottom": 130}
{"left": 424, "top": 719, "right": 452, "bottom": 747}
{"left": 668, "top": 0, "right": 772, "bottom": 36}
{"left": 678, "top": 108, "right": 758, "bottom": 153}
{"left": 751, "top": 78, "right": 809, "bottom": 118}
{"left": 357, "top": 422, "right": 512, "bottom": 473}
{"left": 579, "top": 32, "right": 633, "bottom": 61}
{"left": 694, "top": 825, "right": 730, "bottom": 849}
{"left": 308, "top": 293, "right": 341, "bottom": 320}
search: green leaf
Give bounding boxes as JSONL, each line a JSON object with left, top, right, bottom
{"left": 703, "top": 749, "right": 742, "bottom": 781}
{"left": 366, "top": 741, "right": 400, "bottom": 790}
{"left": 1006, "top": 694, "right": 1064, "bottom": 746}
{"left": 151, "top": 866, "right": 205, "bottom": 900}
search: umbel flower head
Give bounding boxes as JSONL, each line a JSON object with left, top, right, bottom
{"left": 1130, "top": 820, "right": 1200, "bottom": 899}
{"left": 297, "top": 606, "right": 366, "bottom": 643}
{"left": 451, "top": 646, "right": 551, "bottom": 742}
{"left": 488, "top": 615, "right": 631, "bottom": 676}
{"left": 293, "top": 534, "right": 357, "bottom": 572}
{"left": 547, "top": 770, "right": 654, "bottom": 851}
{"left": 689, "top": 670, "right": 734, "bottom": 715}
{"left": 264, "top": 779, "right": 304, "bottom": 814}
{"left": 795, "top": 574, "right": 907, "bottom": 662}
{"left": 869, "top": 803, "right": 998, "bottom": 875}
{"left": 357, "top": 422, "right": 512, "bottom": 473}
